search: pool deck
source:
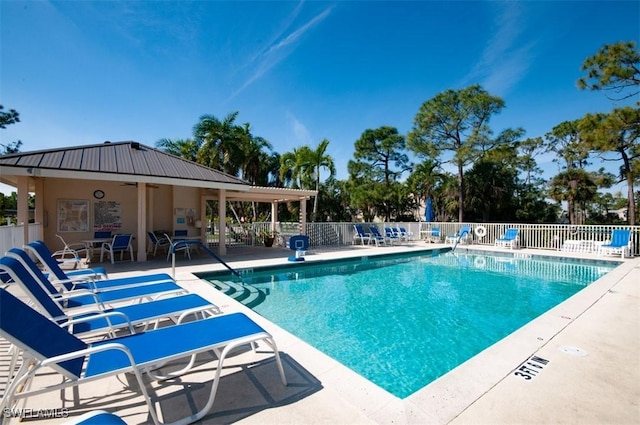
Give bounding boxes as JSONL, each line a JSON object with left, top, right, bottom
{"left": 1, "top": 242, "right": 638, "bottom": 424}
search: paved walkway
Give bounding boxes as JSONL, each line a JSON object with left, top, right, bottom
{"left": 1, "top": 243, "right": 638, "bottom": 424}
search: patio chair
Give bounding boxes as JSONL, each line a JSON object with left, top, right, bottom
{"left": 54, "top": 234, "right": 89, "bottom": 266}
{"left": 147, "top": 231, "right": 171, "bottom": 257}
{"left": 25, "top": 240, "right": 108, "bottom": 283}
{"left": 164, "top": 233, "right": 191, "bottom": 261}
{"left": 384, "top": 227, "right": 401, "bottom": 244}
{"left": 0, "top": 255, "right": 219, "bottom": 338}
{"left": 397, "top": 227, "right": 413, "bottom": 241}
{"left": 14, "top": 247, "right": 176, "bottom": 293}
{"left": 174, "top": 229, "right": 189, "bottom": 238}
{"left": 0, "top": 254, "right": 187, "bottom": 312}
{"left": 353, "top": 224, "right": 372, "bottom": 245}
{"left": 367, "top": 226, "right": 387, "bottom": 246}
{"left": 598, "top": 229, "right": 632, "bottom": 258}
{"left": 100, "top": 234, "right": 134, "bottom": 264}
{"left": 425, "top": 227, "right": 441, "bottom": 243}
{"left": 0, "top": 287, "right": 287, "bottom": 425}
{"left": 445, "top": 225, "right": 472, "bottom": 244}
{"left": 495, "top": 228, "right": 519, "bottom": 249}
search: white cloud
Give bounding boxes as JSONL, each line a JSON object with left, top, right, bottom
{"left": 230, "top": 5, "right": 333, "bottom": 98}
{"left": 459, "top": 2, "right": 535, "bottom": 95}
{"left": 286, "top": 112, "right": 313, "bottom": 145}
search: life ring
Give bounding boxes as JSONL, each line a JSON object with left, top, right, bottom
{"left": 474, "top": 256, "right": 486, "bottom": 268}
{"left": 475, "top": 226, "right": 487, "bottom": 238}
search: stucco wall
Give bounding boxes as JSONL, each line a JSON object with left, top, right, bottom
{"left": 41, "top": 178, "right": 201, "bottom": 252}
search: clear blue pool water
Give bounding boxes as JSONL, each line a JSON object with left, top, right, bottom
{"left": 207, "top": 250, "right": 616, "bottom": 398}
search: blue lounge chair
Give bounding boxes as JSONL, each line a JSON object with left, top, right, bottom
{"left": 0, "top": 255, "right": 219, "bottom": 338}
{"left": 100, "top": 234, "right": 134, "bottom": 264}
{"left": 0, "top": 287, "right": 287, "bottom": 425}
{"left": 397, "top": 226, "right": 413, "bottom": 241}
{"left": 495, "top": 228, "right": 519, "bottom": 249}
{"left": 384, "top": 227, "right": 401, "bottom": 244}
{"left": 0, "top": 255, "right": 186, "bottom": 311}
{"left": 599, "top": 229, "right": 632, "bottom": 258}
{"left": 367, "top": 226, "right": 387, "bottom": 246}
{"left": 27, "top": 240, "right": 108, "bottom": 282}
{"left": 353, "top": 224, "right": 372, "bottom": 245}
{"left": 22, "top": 244, "right": 173, "bottom": 292}
{"left": 63, "top": 410, "right": 126, "bottom": 425}
{"left": 425, "top": 227, "right": 441, "bottom": 243}
{"left": 445, "top": 225, "right": 472, "bottom": 244}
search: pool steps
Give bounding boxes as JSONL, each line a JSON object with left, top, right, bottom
{"left": 210, "top": 279, "right": 267, "bottom": 309}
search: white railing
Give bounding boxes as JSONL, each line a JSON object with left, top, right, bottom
{"left": 3, "top": 221, "right": 636, "bottom": 258}
{"left": 0, "top": 223, "right": 43, "bottom": 255}
{"left": 248, "top": 222, "right": 640, "bottom": 257}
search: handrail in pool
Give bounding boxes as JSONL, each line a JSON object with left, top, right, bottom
{"left": 169, "top": 240, "right": 241, "bottom": 280}
{"left": 452, "top": 229, "right": 470, "bottom": 252}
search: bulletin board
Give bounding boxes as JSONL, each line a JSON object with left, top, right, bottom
{"left": 94, "top": 201, "right": 123, "bottom": 231}
{"left": 57, "top": 200, "right": 90, "bottom": 232}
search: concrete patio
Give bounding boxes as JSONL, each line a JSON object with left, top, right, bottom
{"left": 0, "top": 242, "right": 638, "bottom": 424}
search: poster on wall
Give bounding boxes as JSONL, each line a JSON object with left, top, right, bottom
{"left": 94, "top": 201, "right": 123, "bottom": 231}
{"left": 57, "top": 200, "right": 90, "bottom": 232}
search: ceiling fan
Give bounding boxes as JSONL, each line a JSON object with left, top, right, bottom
{"left": 121, "top": 182, "right": 160, "bottom": 189}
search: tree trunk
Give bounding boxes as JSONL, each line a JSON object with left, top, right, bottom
{"left": 568, "top": 199, "right": 576, "bottom": 225}
{"left": 627, "top": 177, "right": 635, "bottom": 225}
{"left": 457, "top": 162, "right": 464, "bottom": 222}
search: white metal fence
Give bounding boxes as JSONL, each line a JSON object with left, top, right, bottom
{"left": 251, "top": 221, "right": 640, "bottom": 257}
{"left": 1, "top": 222, "right": 638, "bottom": 258}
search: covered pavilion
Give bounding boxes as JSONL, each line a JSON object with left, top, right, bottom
{"left": 0, "top": 141, "right": 317, "bottom": 261}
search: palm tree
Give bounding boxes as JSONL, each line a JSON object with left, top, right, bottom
{"left": 236, "top": 123, "right": 273, "bottom": 185}
{"left": 279, "top": 147, "right": 312, "bottom": 189}
{"left": 305, "top": 139, "right": 336, "bottom": 220}
{"left": 194, "top": 112, "right": 243, "bottom": 175}
{"left": 279, "top": 140, "right": 335, "bottom": 221}
{"left": 155, "top": 138, "right": 200, "bottom": 161}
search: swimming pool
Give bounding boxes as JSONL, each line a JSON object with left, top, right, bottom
{"left": 201, "top": 250, "right": 617, "bottom": 398}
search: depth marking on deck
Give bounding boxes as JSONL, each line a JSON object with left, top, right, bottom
{"left": 513, "top": 355, "right": 549, "bottom": 380}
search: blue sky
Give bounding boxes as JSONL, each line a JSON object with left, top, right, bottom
{"left": 1, "top": 1, "right": 639, "bottom": 195}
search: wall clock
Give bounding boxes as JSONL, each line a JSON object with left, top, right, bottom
{"left": 93, "top": 190, "right": 105, "bottom": 199}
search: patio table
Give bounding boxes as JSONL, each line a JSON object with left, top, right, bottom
{"left": 81, "top": 238, "right": 113, "bottom": 258}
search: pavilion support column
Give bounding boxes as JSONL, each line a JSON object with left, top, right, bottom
{"left": 199, "top": 191, "right": 206, "bottom": 241}
{"left": 17, "top": 176, "right": 29, "bottom": 244}
{"left": 146, "top": 185, "right": 155, "bottom": 234}
{"left": 271, "top": 201, "right": 278, "bottom": 234}
{"left": 299, "top": 197, "right": 307, "bottom": 235}
{"left": 136, "top": 183, "right": 147, "bottom": 262}
{"left": 218, "top": 189, "right": 226, "bottom": 256}
{"left": 33, "top": 178, "right": 44, "bottom": 240}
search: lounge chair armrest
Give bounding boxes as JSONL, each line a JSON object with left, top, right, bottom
{"left": 50, "top": 288, "right": 102, "bottom": 305}
{"left": 40, "top": 342, "right": 136, "bottom": 370}
{"left": 50, "top": 278, "right": 76, "bottom": 289}
{"left": 176, "top": 305, "right": 222, "bottom": 323}
{"left": 62, "top": 311, "right": 136, "bottom": 334}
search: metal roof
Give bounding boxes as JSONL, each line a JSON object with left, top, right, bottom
{"left": 0, "top": 141, "right": 249, "bottom": 190}
{"left": 0, "top": 141, "right": 317, "bottom": 202}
